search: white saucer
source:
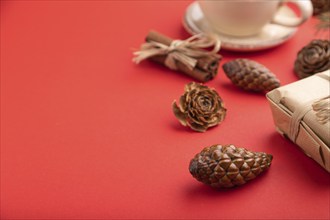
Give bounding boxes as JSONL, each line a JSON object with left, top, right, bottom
{"left": 183, "top": 2, "right": 298, "bottom": 52}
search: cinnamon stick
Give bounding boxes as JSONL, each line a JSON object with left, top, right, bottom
{"left": 145, "top": 30, "right": 222, "bottom": 82}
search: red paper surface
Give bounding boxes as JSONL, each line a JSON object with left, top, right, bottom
{"left": 1, "top": 1, "right": 329, "bottom": 219}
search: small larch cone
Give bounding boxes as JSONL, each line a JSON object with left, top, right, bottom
{"left": 189, "top": 144, "right": 273, "bottom": 188}
{"left": 311, "top": 0, "right": 330, "bottom": 15}
{"left": 222, "top": 59, "right": 280, "bottom": 92}
{"left": 294, "top": 40, "right": 330, "bottom": 79}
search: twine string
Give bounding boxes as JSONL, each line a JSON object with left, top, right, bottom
{"left": 312, "top": 96, "right": 330, "bottom": 124}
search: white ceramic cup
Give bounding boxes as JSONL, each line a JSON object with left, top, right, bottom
{"left": 198, "top": 0, "right": 313, "bottom": 37}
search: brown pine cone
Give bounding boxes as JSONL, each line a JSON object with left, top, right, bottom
{"left": 311, "top": 0, "right": 330, "bottom": 15}
{"left": 222, "top": 59, "right": 280, "bottom": 92}
{"left": 189, "top": 144, "right": 273, "bottom": 188}
{"left": 172, "top": 82, "right": 226, "bottom": 132}
{"left": 294, "top": 39, "right": 330, "bottom": 79}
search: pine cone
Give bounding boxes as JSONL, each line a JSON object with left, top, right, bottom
{"left": 311, "top": 0, "right": 330, "bottom": 15}
{"left": 222, "top": 59, "right": 280, "bottom": 92}
{"left": 189, "top": 144, "right": 273, "bottom": 188}
{"left": 172, "top": 82, "right": 226, "bottom": 132}
{"left": 294, "top": 40, "right": 330, "bottom": 79}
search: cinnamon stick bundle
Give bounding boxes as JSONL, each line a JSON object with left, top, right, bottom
{"left": 145, "top": 31, "right": 222, "bottom": 82}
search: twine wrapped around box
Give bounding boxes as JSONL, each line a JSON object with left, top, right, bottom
{"left": 267, "top": 70, "right": 330, "bottom": 172}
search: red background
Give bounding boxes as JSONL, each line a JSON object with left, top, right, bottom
{"left": 1, "top": 1, "right": 329, "bottom": 219}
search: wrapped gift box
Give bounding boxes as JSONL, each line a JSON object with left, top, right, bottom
{"left": 267, "top": 70, "right": 330, "bottom": 172}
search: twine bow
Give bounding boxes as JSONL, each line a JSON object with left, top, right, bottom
{"left": 312, "top": 96, "right": 330, "bottom": 124}
{"left": 133, "top": 33, "right": 221, "bottom": 71}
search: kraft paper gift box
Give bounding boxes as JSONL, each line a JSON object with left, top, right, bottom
{"left": 266, "top": 70, "right": 330, "bottom": 172}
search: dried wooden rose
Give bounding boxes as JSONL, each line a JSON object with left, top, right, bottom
{"left": 172, "top": 82, "right": 226, "bottom": 132}
{"left": 294, "top": 39, "right": 330, "bottom": 79}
